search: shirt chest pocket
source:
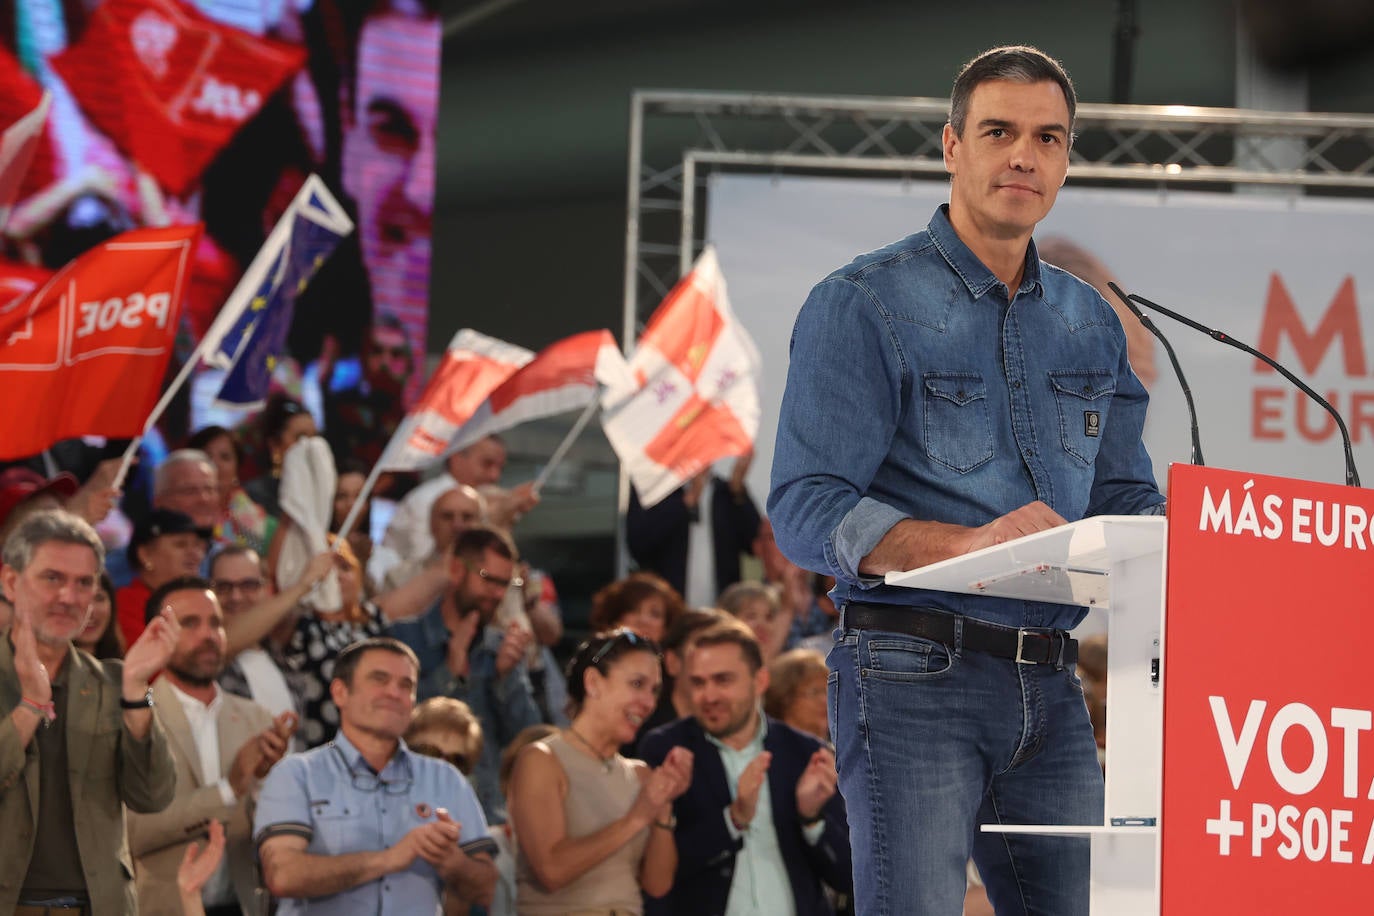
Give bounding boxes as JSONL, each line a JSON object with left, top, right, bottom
{"left": 1050, "top": 369, "right": 1115, "bottom": 465}
{"left": 313, "top": 802, "right": 368, "bottom": 854}
{"left": 922, "top": 372, "right": 993, "bottom": 473}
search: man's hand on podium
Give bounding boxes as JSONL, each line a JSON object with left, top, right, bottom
{"left": 859, "top": 500, "right": 1068, "bottom": 576}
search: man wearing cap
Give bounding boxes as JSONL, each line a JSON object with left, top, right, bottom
{"left": 116, "top": 509, "right": 212, "bottom": 647}
{"left": 1, "top": 509, "right": 179, "bottom": 915}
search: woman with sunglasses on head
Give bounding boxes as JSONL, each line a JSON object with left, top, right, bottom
{"left": 511, "top": 629, "right": 694, "bottom": 914}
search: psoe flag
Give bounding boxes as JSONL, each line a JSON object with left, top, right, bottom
{"left": 50, "top": 0, "right": 306, "bottom": 195}
{"left": 201, "top": 174, "right": 353, "bottom": 409}
{"left": 379, "top": 329, "right": 534, "bottom": 471}
{"left": 0, "top": 223, "right": 201, "bottom": 460}
{"left": 451, "top": 329, "right": 627, "bottom": 450}
{"left": 601, "top": 245, "right": 761, "bottom": 507}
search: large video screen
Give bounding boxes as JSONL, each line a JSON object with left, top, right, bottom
{"left": 0, "top": 0, "right": 440, "bottom": 445}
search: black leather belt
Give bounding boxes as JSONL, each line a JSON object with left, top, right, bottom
{"left": 842, "top": 602, "right": 1077, "bottom": 668}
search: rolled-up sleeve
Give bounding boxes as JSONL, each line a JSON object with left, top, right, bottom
{"left": 768, "top": 276, "right": 910, "bottom": 585}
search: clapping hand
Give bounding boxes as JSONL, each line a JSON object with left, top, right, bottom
{"left": 178, "top": 819, "right": 226, "bottom": 907}
{"left": 11, "top": 605, "right": 51, "bottom": 708}
{"left": 795, "top": 747, "right": 838, "bottom": 821}
{"left": 123, "top": 606, "right": 180, "bottom": 698}
{"left": 634, "top": 746, "right": 694, "bottom": 824}
{"left": 494, "top": 623, "right": 532, "bottom": 677}
{"left": 730, "top": 751, "right": 772, "bottom": 829}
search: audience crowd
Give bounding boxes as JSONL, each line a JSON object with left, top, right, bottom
{"left": 0, "top": 384, "right": 875, "bottom": 916}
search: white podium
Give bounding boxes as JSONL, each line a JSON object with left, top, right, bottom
{"left": 886, "top": 516, "right": 1166, "bottom": 914}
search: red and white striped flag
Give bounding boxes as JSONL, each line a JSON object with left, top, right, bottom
{"left": 601, "top": 246, "right": 761, "bottom": 507}
{"left": 452, "top": 329, "right": 628, "bottom": 449}
{"left": 378, "top": 329, "right": 533, "bottom": 471}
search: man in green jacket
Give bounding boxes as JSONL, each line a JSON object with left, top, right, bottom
{"left": 1, "top": 509, "right": 179, "bottom": 915}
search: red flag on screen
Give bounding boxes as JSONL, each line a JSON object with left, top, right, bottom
{"left": 0, "top": 224, "right": 201, "bottom": 459}
{"left": 600, "top": 246, "right": 761, "bottom": 507}
{"left": 50, "top": 0, "right": 306, "bottom": 196}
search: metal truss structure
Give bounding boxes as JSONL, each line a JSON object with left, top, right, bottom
{"left": 622, "top": 89, "right": 1374, "bottom": 340}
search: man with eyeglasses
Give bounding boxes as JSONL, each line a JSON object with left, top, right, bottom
{"left": 154, "top": 450, "right": 223, "bottom": 534}
{"left": 127, "top": 576, "right": 295, "bottom": 916}
{"left": 385, "top": 525, "right": 542, "bottom": 823}
{"left": 213, "top": 546, "right": 331, "bottom": 730}
{"left": 255, "top": 637, "right": 497, "bottom": 914}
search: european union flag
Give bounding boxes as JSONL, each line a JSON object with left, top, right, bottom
{"left": 209, "top": 176, "right": 352, "bottom": 408}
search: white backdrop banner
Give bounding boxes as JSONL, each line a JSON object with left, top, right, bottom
{"left": 705, "top": 174, "right": 1374, "bottom": 521}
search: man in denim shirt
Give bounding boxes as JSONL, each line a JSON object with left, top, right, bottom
{"left": 768, "top": 46, "right": 1166, "bottom": 916}
{"left": 385, "top": 525, "right": 542, "bottom": 823}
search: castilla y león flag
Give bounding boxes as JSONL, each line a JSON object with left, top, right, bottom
{"left": 601, "top": 246, "right": 761, "bottom": 507}
{"left": 451, "top": 329, "right": 628, "bottom": 450}
{"left": 50, "top": 0, "right": 306, "bottom": 196}
{"left": 0, "top": 224, "right": 201, "bottom": 460}
{"left": 378, "top": 329, "right": 535, "bottom": 472}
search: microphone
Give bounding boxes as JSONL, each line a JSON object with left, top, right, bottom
{"left": 1122, "top": 288, "right": 1361, "bottom": 488}
{"left": 1107, "top": 282, "right": 1204, "bottom": 466}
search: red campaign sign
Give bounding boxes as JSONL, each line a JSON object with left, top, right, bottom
{"left": 1162, "top": 464, "right": 1374, "bottom": 911}
{"left": 0, "top": 224, "right": 201, "bottom": 460}
{"left": 50, "top": 0, "right": 306, "bottom": 196}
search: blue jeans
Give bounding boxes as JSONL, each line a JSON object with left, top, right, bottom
{"left": 827, "top": 621, "right": 1103, "bottom": 915}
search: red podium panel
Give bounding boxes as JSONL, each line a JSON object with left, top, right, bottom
{"left": 1162, "top": 464, "right": 1374, "bottom": 911}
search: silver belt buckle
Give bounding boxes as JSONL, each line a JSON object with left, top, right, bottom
{"left": 1015, "top": 628, "right": 1039, "bottom": 664}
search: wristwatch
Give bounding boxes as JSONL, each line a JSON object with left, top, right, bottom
{"left": 120, "top": 687, "right": 155, "bottom": 709}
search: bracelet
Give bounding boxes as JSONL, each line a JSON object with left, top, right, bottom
{"left": 799, "top": 811, "right": 824, "bottom": 827}
{"left": 19, "top": 696, "right": 56, "bottom": 725}
{"left": 653, "top": 815, "right": 677, "bottom": 831}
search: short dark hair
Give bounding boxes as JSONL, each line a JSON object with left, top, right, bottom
{"left": 146, "top": 575, "right": 216, "bottom": 623}
{"left": 332, "top": 637, "right": 420, "bottom": 688}
{"left": 451, "top": 524, "right": 517, "bottom": 562}
{"left": 208, "top": 544, "right": 262, "bottom": 580}
{"left": 689, "top": 619, "right": 764, "bottom": 673}
{"left": 260, "top": 394, "right": 311, "bottom": 446}
{"left": 662, "top": 607, "right": 728, "bottom": 654}
{"left": 564, "top": 628, "right": 661, "bottom": 718}
{"left": 186, "top": 425, "right": 243, "bottom": 466}
{"left": 949, "top": 45, "right": 1076, "bottom": 143}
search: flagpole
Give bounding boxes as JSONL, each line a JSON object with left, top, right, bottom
{"left": 532, "top": 398, "right": 599, "bottom": 493}
{"left": 334, "top": 457, "right": 386, "bottom": 544}
{"left": 110, "top": 339, "right": 209, "bottom": 490}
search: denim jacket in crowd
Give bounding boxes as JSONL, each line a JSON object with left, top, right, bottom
{"left": 386, "top": 602, "right": 543, "bottom": 823}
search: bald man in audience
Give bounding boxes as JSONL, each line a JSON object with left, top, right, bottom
{"left": 379, "top": 485, "right": 484, "bottom": 592}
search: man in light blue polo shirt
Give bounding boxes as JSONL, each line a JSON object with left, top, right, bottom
{"left": 254, "top": 637, "right": 497, "bottom": 914}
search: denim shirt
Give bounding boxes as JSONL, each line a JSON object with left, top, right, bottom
{"left": 386, "top": 604, "right": 543, "bottom": 823}
{"left": 768, "top": 205, "right": 1165, "bottom": 631}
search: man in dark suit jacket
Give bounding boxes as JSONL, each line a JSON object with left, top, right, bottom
{"left": 640, "top": 619, "right": 850, "bottom": 916}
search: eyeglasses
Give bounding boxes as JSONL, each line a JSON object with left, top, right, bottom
{"left": 332, "top": 743, "right": 413, "bottom": 794}
{"left": 212, "top": 577, "right": 264, "bottom": 595}
{"left": 370, "top": 345, "right": 409, "bottom": 359}
{"left": 165, "top": 484, "right": 219, "bottom": 497}
{"left": 589, "top": 629, "right": 648, "bottom": 668}
{"left": 408, "top": 742, "right": 470, "bottom": 774}
{"left": 461, "top": 558, "right": 522, "bottom": 590}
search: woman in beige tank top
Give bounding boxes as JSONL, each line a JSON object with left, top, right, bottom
{"left": 510, "top": 629, "right": 694, "bottom": 915}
